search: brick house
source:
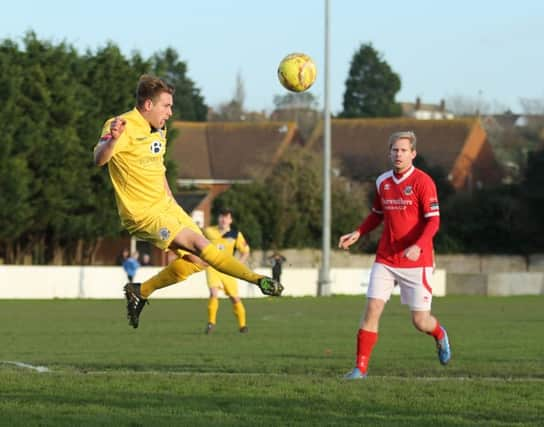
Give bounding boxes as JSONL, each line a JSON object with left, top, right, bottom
{"left": 169, "top": 120, "right": 303, "bottom": 226}
{"left": 400, "top": 97, "right": 454, "bottom": 120}
{"left": 306, "top": 118, "right": 503, "bottom": 191}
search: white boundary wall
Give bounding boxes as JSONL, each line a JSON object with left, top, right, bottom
{"left": 0, "top": 266, "right": 446, "bottom": 299}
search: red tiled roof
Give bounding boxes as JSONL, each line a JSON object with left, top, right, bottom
{"left": 169, "top": 123, "right": 212, "bottom": 179}
{"left": 306, "top": 118, "right": 502, "bottom": 189}
{"left": 170, "top": 121, "right": 300, "bottom": 181}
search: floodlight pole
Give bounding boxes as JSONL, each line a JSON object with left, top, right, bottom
{"left": 318, "top": 0, "right": 331, "bottom": 296}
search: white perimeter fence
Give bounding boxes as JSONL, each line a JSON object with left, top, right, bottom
{"left": 0, "top": 266, "right": 447, "bottom": 299}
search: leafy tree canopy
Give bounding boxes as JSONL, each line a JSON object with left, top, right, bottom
{"left": 0, "top": 32, "right": 207, "bottom": 264}
{"left": 340, "top": 43, "right": 401, "bottom": 118}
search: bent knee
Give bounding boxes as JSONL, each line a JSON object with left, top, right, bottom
{"left": 411, "top": 313, "right": 430, "bottom": 331}
{"left": 183, "top": 254, "right": 208, "bottom": 268}
{"left": 169, "top": 257, "right": 205, "bottom": 281}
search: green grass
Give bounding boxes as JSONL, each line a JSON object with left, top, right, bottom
{"left": 0, "top": 295, "right": 543, "bottom": 426}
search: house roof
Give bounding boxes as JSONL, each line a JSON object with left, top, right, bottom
{"left": 169, "top": 121, "right": 300, "bottom": 181}
{"left": 483, "top": 113, "right": 544, "bottom": 131}
{"left": 482, "top": 113, "right": 520, "bottom": 132}
{"left": 174, "top": 191, "right": 208, "bottom": 213}
{"left": 306, "top": 118, "right": 502, "bottom": 189}
{"left": 169, "top": 122, "right": 212, "bottom": 179}
{"left": 400, "top": 102, "right": 447, "bottom": 115}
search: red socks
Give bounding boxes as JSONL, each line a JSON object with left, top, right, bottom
{"left": 428, "top": 321, "right": 445, "bottom": 340}
{"left": 356, "top": 329, "right": 378, "bottom": 373}
{"left": 355, "top": 323, "right": 443, "bottom": 374}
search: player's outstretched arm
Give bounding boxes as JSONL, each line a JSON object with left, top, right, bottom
{"left": 338, "top": 231, "right": 361, "bottom": 250}
{"left": 340, "top": 210, "right": 383, "bottom": 250}
{"left": 94, "top": 117, "right": 126, "bottom": 166}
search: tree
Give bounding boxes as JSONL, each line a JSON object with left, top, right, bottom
{"left": 518, "top": 96, "right": 544, "bottom": 149}
{"left": 0, "top": 39, "right": 34, "bottom": 263}
{"left": 0, "top": 33, "right": 209, "bottom": 264}
{"left": 522, "top": 148, "right": 544, "bottom": 250}
{"left": 151, "top": 47, "right": 208, "bottom": 121}
{"left": 209, "top": 71, "right": 246, "bottom": 121}
{"left": 77, "top": 43, "right": 143, "bottom": 263}
{"left": 440, "top": 186, "right": 530, "bottom": 254}
{"left": 445, "top": 94, "right": 509, "bottom": 116}
{"left": 271, "top": 92, "right": 320, "bottom": 138}
{"left": 0, "top": 63, "right": 33, "bottom": 260}
{"left": 213, "top": 147, "right": 369, "bottom": 249}
{"left": 413, "top": 155, "right": 455, "bottom": 203}
{"left": 212, "top": 182, "right": 274, "bottom": 250}
{"left": 210, "top": 100, "right": 245, "bottom": 122}
{"left": 340, "top": 43, "right": 401, "bottom": 118}
{"left": 519, "top": 97, "right": 544, "bottom": 115}
{"left": 273, "top": 92, "right": 319, "bottom": 110}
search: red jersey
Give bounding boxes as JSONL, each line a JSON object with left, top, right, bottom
{"left": 368, "top": 166, "right": 439, "bottom": 268}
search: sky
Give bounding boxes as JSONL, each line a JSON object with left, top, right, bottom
{"left": 2, "top": 0, "right": 543, "bottom": 115}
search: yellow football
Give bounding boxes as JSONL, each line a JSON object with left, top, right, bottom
{"left": 277, "top": 53, "right": 317, "bottom": 92}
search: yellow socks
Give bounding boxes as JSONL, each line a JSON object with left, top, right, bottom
{"left": 140, "top": 257, "right": 204, "bottom": 299}
{"left": 199, "top": 244, "right": 262, "bottom": 284}
{"left": 208, "top": 298, "right": 246, "bottom": 329}
{"left": 232, "top": 301, "right": 246, "bottom": 328}
{"left": 207, "top": 297, "right": 219, "bottom": 325}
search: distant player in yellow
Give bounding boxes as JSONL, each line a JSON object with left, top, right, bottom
{"left": 204, "top": 208, "right": 251, "bottom": 334}
{"left": 93, "top": 75, "right": 283, "bottom": 328}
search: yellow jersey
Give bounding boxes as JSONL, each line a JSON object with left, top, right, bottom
{"left": 95, "top": 108, "right": 169, "bottom": 222}
{"left": 203, "top": 226, "right": 250, "bottom": 257}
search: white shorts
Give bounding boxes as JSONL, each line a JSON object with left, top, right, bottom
{"left": 367, "top": 262, "right": 434, "bottom": 311}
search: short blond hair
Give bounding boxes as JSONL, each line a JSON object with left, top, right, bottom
{"left": 388, "top": 131, "right": 417, "bottom": 150}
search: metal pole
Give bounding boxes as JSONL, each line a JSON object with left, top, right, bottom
{"left": 318, "top": 0, "right": 331, "bottom": 296}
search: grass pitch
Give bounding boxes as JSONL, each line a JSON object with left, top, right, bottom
{"left": 0, "top": 295, "right": 543, "bottom": 426}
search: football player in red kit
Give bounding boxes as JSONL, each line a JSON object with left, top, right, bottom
{"left": 339, "top": 131, "right": 451, "bottom": 379}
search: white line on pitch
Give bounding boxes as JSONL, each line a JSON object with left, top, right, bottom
{"left": 74, "top": 370, "right": 544, "bottom": 382}
{"left": 372, "top": 375, "right": 544, "bottom": 383}
{"left": 1, "top": 361, "right": 50, "bottom": 373}
{"left": 3, "top": 363, "right": 541, "bottom": 382}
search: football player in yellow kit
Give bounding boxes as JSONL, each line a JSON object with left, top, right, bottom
{"left": 93, "top": 75, "right": 282, "bottom": 328}
{"left": 204, "top": 208, "right": 251, "bottom": 334}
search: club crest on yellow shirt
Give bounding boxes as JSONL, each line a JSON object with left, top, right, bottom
{"left": 150, "top": 141, "right": 162, "bottom": 154}
{"left": 159, "top": 227, "right": 170, "bottom": 241}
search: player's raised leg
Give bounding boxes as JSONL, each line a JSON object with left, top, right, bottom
{"left": 123, "top": 219, "right": 280, "bottom": 329}
{"left": 124, "top": 282, "right": 147, "bottom": 329}
{"left": 124, "top": 255, "right": 205, "bottom": 328}
{"left": 170, "top": 228, "right": 283, "bottom": 297}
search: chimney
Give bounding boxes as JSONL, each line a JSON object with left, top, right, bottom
{"left": 415, "top": 97, "right": 421, "bottom": 110}
{"left": 440, "top": 99, "right": 446, "bottom": 111}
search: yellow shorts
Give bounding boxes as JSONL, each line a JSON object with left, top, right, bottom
{"left": 122, "top": 200, "right": 203, "bottom": 251}
{"left": 206, "top": 267, "right": 239, "bottom": 297}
